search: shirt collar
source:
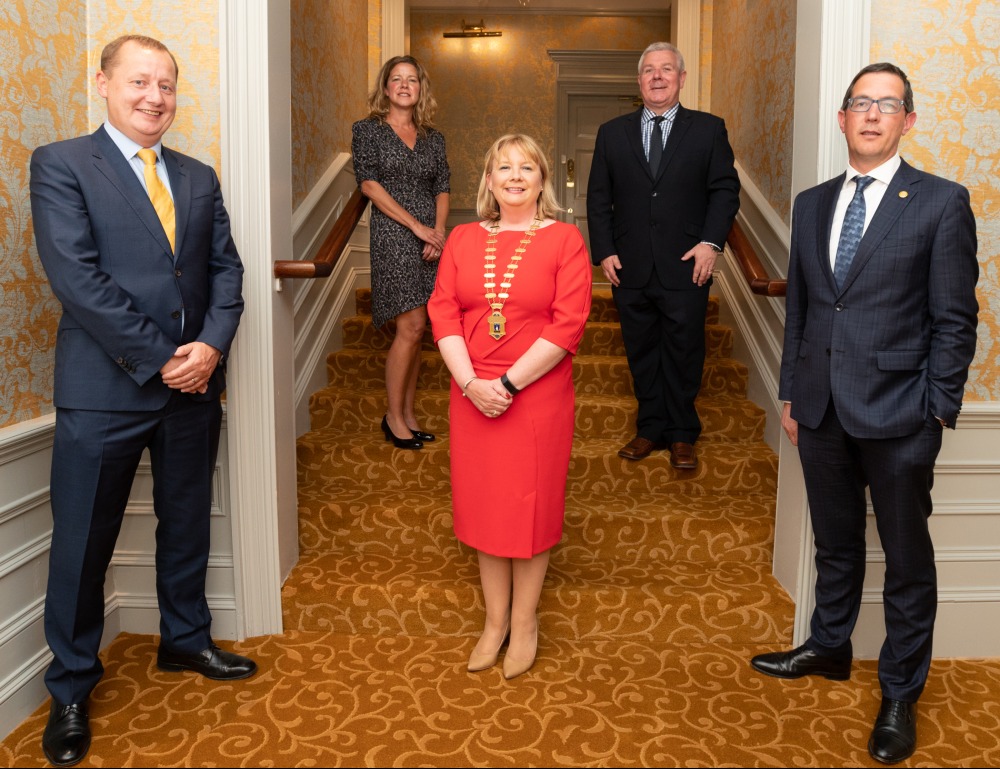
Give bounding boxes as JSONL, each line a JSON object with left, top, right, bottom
{"left": 642, "top": 103, "right": 680, "bottom": 124}
{"left": 103, "top": 121, "right": 164, "bottom": 162}
{"left": 846, "top": 153, "right": 901, "bottom": 187}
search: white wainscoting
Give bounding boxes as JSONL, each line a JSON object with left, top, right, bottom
{"left": 288, "top": 152, "right": 372, "bottom": 437}
{"left": 0, "top": 412, "right": 233, "bottom": 739}
{"left": 717, "top": 167, "right": 1000, "bottom": 658}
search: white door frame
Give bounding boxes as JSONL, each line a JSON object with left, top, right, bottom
{"left": 219, "top": 0, "right": 297, "bottom": 637}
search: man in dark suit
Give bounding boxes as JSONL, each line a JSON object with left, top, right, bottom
{"left": 30, "top": 35, "right": 254, "bottom": 767}
{"left": 587, "top": 42, "right": 740, "bottom": 469}
{"left": 750, "top": 63, "right": 979, "bottom": 764}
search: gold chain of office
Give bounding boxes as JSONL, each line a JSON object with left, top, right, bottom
{"left": 483, "top": 218, "right": 541, "bottom": 340}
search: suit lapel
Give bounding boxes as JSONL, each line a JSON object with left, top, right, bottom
{"left": 624, "top": 109, "right": 648, "bottom": 174}
{"left": 91, "top": 127, "right": 175, "bottom": 260}
{"left": 839, "top": 161, "right": 919, "bottom": 293}
{"left": 817, "top": 174, "right": 845, "bottom": 293}
{"left": 163, "top": 148, "right": 188, "bottom": 259}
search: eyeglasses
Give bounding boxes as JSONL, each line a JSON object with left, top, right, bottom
{"left": 846, "top": 97, "right": 907, "bottom": 114}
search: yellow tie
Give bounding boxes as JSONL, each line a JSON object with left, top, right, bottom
{"left": 137, "top": 148, "right": 175, "bottom": 252}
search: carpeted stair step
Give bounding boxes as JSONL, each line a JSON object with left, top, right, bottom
{"left": 325, "top": 350, "right": 749, "bottom": 398}
{"left": 296, "top": 430, "right": 777, "bottom": 495}
{"left": 281, "top": 551, "right": 793, "bottom": 642}
{"left": 341, "top": 315, "right": 734, "bottom": 359}
{"left": 352, "top": 286, "right": 720, "bottom": 326}
{"left": 295, "top": 486, "right": 776, "bottom": 565}
{"left": 308, "top": 388, "right": 766, "bottom": 442}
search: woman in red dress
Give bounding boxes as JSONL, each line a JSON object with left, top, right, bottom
{"left": 427, "top": 134, "right": 592, "bottom": 679}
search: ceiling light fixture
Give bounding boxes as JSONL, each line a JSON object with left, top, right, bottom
{"left": 443, "top": 19, "right": 502, "bottom": 38}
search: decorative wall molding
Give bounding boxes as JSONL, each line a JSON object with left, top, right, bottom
{"left": 287, "top": 154, "right": 373, "bottom": 437}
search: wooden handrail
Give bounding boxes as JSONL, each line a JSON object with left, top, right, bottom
{"left": 726, "top": 219, "right": 787, "bottom": 297}
{"left": 274, "top": 188, "right": 369, "bottom": 279}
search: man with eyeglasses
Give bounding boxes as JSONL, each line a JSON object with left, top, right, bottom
{"left": 750, "top": 62, "right": 979, "bottom": 764}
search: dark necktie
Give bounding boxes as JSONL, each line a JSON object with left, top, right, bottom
{"left": 833, "top": 175, "right": 874, "bottom": 289}
{"left": 648, "top": 115, "right": 665, "bottom": 176}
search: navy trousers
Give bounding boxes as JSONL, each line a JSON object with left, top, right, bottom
{"left": 799, "top": 400, "right": 943, "bottom": 702}
{"left": 44, "top": 392, "right": 221, "bottom": 704}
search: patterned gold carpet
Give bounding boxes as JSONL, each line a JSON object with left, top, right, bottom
{"left": 3, "top": 288, "right": 998, "bottom": 767}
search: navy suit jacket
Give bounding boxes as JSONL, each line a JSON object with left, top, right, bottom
{"left": 30, "top": 126, "right": 244, "bottom": 411}
{"left": 586, "top": 105, "right": 740, "bottom": 289}
{"left": 780, "top": 159, "right": 978, "bottom": 438}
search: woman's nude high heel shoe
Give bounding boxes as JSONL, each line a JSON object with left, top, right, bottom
{"left": 502, "top": 621, "right": 538, "bottom": 680}
{"left": 467, "top": 620, "right": 510, "bottom": 672}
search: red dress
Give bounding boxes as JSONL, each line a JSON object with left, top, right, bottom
{"left": 428, "top": 221, "right": 592, "bottom": 558}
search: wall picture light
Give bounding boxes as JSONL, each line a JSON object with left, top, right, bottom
{"left": 443, "top": 20, "right": 502, "bottom": 38}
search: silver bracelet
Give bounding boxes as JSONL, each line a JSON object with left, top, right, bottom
{"left": 461, "top": 376, "right": 479, "bottom": 396}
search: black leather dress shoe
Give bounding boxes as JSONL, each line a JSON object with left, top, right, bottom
{"left": 42, "top": 701, "right": 90, "bottom": 767}
{"left": 157, "top": 643, "right": 257, "bottom": 680}
{"left": 750, "top": 643, "right": 851, "bottom": 680}
{"left": 410, "top": 429, "right": 436, "bottom": 442}
{"left": 868, "top": 698, "right": 916, "bottom": 764}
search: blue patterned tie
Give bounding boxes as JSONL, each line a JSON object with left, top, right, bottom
{"left": 833, "top": 175, "right": 874, "bottom": 289}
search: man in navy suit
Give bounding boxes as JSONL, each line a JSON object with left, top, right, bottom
{"left": 750, "top": 63, "right": 979, "bottom": 764}
{"left": 587, "top": 42, "right": 740, "bottom": 469}
{"left": 30, "top": 35, "right": 254, "bottom": 766}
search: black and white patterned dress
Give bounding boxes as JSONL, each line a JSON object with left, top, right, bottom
{"left": 352, "top": 118, "right": 450, "bottom": 329}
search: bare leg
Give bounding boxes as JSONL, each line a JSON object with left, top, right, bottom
{"left": 385, "top": 305, "right": 427, "bottom": 439}
{"left": 473, "top": 551, "right": 513, "bottom": 656}
{"left": 402, "top": 322, "right": 423, "bottom": 433}
{"left": 508, "top": 550, "right": 549, "bottom": 660}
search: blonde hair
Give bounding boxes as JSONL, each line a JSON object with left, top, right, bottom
{"left": 365, "top": 56, "right": 438, "bottom": 134}
{"left": 476, "top": 134, "right": 563, "bottom": 222}
{"left": 101, "top": 35, "right": 179, "bottom": 80}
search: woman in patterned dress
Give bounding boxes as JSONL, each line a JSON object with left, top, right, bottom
{"left": 353, "top": 56, "right": 450, "bottom": 449}
{"left": 427, "top": 135, "right": 592, "bottom": 679}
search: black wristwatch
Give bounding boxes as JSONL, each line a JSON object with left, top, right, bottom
{"left": 500, "top": 373, "right": 520, "bottom": 395}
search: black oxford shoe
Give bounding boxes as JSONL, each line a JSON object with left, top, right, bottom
{"left": 750, "top": 643, "right": 852, "bottom": 680}
{"left": 42, "top": 701, "right": 90, "bottom": 767}
{"left": 157, "top": 643, "right": 257, "bottom": 680}
{"left": 868, "top": 698, "right": 917, "bottom": 764}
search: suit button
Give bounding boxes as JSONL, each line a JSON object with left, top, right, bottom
{"left": 826, "top": 349, "right": 831, "bottom": 356}
{"left": 652, "top": 192, "right": 658, "bottom": 197}
{"left": 175, "top": 269, "right": 182, "bottom": 277}
{"left": 835, "top": 303, "right": 844, "bottom": 311}
{"left": 171, "top": 311, "right": 181, "bottom": 319}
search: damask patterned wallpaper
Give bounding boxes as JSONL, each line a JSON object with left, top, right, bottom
{"left": 291, "top": 0, "right": 370, "bottom": 208}
{"left": 0, "top": 1, "right": 221, "bottom": 428}
{"left": 709, "top": 0, "right": 797, "bottom": 227}
{"left": 409, "top": 13, "right": 670, "bottom": 211}
{"left": 872, "top": 0, "right": 999, "bottom": 399}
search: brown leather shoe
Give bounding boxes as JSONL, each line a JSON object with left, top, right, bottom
{"left": 669, "top": 442, "right": 698, "bottom": 469}
{"left": 618, "top": 436, "right": 667, "bottom": 460}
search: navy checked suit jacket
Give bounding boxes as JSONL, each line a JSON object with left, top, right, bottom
{"left": 779, "top": 159, "right": 978, "bottom": 439}
{"left": 30, "top": 126, "right": 244, "bottom": 411}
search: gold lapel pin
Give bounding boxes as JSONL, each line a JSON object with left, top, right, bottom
{"left": 899, "top": 191, "right": 908, "bottom": 198}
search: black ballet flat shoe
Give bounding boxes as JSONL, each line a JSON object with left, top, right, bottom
{"left": 410, "top": 429, "right": 436, "bottom": 442}
{"left": 381, "top": 415, "right": 423, "bottom": 450}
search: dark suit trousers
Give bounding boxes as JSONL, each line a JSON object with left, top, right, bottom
{"left": 44, "top": 392, "right": 221, "bottom": 704}
{"left": 613, "top": 281, "right": 709, "bottom": 444}
{"left": 799, "top": 401, "right": 943, "bottom": 702}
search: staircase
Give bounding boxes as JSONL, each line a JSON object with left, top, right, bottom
{"left": 284, "top": 286, "right": 794, "bottom": 762}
